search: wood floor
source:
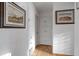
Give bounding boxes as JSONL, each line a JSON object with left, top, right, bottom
{"left": 32, "top": 44, "right": 70, "bottom": 56}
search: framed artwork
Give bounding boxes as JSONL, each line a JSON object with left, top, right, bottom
{"left": 0, "top": 2, "right": 26, "bottom": 28}
{"left": 56, "top": 9, "right": 74, "bottom": 24}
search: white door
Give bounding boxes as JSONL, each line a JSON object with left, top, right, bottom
{"left": 39, "top": 11, "right": 52, "bottom": 45}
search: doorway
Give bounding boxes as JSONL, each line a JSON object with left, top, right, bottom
{"left": 34, "top": 2, "right": 53, "bottom": 56}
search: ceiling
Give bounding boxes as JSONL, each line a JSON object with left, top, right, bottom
{"left": 33, "top": 2, "right": 53, "bottom": 12}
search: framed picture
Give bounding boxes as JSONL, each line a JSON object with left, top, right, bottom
{"left": 56, "top": 9, "right": 74, "bottom": 24}
{"left": 0, "top": 2, "right": 26, "bottom": 28}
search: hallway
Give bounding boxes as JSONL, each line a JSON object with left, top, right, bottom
{"left": 0, "top": 2, "right": 76, "bottom": 56}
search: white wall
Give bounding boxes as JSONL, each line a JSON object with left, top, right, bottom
{"left": 39, "top": 11, "right": 52, "bottom": 45}
{"left": 13, "top": 2, "right": 37, "bottom": 56}
{"left": 53, "top": 2, "right": 74, "bottom": 55}
{"left": 9, "top": 2, "right": 28, "bottom": 56}
{"left": 0, "top": 2, "right": 28, "bottom": 56}
{"left": 27, "top": 2, "right": 37, "bottom": 56}
{"left": 0, "top": 2, "right": 36, "bottom": 56}
{"left": 0, "top": 29, "right": 11, "bottom": 56}
{"left": 74, "top": 2, "right": 79, "bottom": 56}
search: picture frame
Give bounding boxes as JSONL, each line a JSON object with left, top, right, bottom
{"left": 56, "top": 9, "right": 74, "bottom": 24}
{"left": 0, "top": 2, "right": 26, "bottom": 28}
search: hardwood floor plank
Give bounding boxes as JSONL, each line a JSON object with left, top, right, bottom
{"left": 32, "top": 44, "right": 70, "bottom": 56}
